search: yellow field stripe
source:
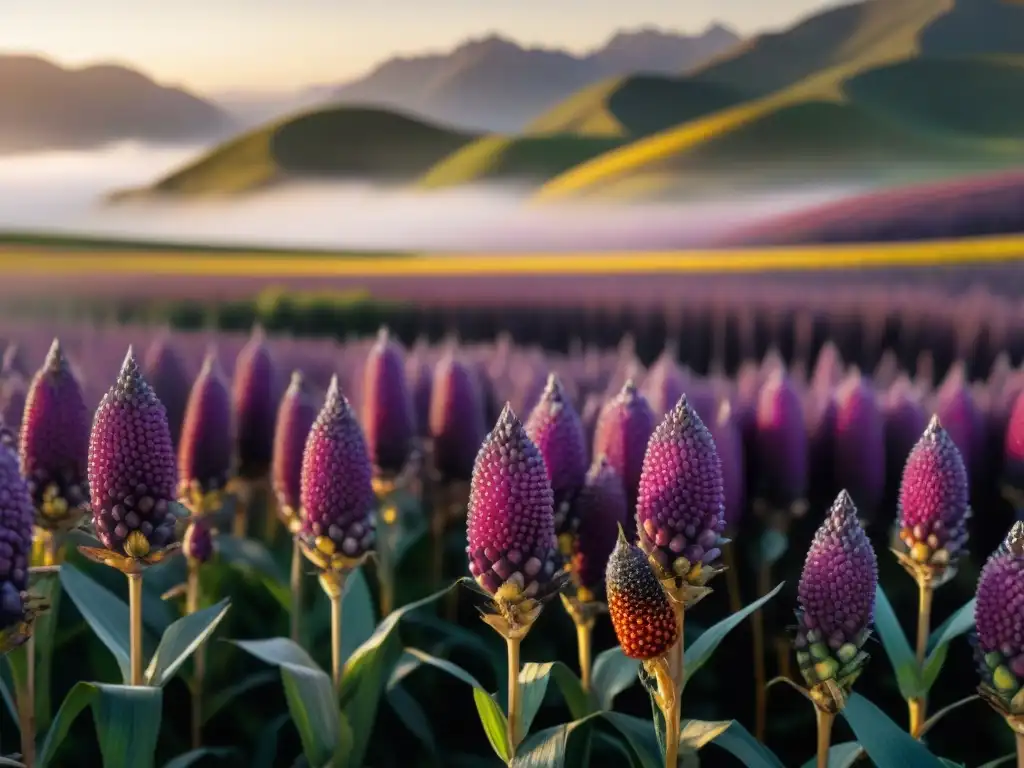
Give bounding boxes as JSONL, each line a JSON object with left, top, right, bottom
{"left": 0, "top": 234, "right": 1021, "bottom": 277}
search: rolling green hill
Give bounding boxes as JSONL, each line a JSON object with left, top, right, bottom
{"left": 534, "top": 0, "right": 1024, "bottom": 201}
{"left": 118, "top": 107, "right": 477, "bottom": 197}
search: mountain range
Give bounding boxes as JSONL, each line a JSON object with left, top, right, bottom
{"left": 0, "top": 55, "right": 235, "bottom": 154}
{"left": 0, "top": 25, "right": 741, "bottom": 154}
{"left": 323, "top": 25, "right": 742, "bottom": 131}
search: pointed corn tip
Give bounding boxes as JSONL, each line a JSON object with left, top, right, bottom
{"left": 43, "top": 338, "right": 64, "bottom": 370}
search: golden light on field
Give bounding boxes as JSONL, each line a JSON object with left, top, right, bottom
{"left": 1, "top": 234, "right": 1023, "bottom": 278}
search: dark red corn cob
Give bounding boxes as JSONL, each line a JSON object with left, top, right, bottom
{"left": 429, "top": 352, "right": 486, "bottom": 483}
{"left": 0, "top": 438, "right": 34, "bottom": 632}
{"left": 19, "top": 339, "right": 90, "bottom": 530}
{"left": 755, "top": 370, "right": 807, "bottom": 510}
{"left": 710, "top": 400, "right": 745, "bottom": 530}
{"left": 834, "top": 373, "right": 886, "bottom": 518}
{"left": 606, "top": 528, "right": 679, "bottom": 660}
{"left": 232, "top": 327, "right": 278, "bottom": 480}
{"left": 593, "top": 380, "right": 656, "bottom": 537}
{"left": 298, "top": 376, "right": 376, "bottom": 564}
{"left": 361, "top": 328, "right": 416, "bottom": 475}
{"left": 142, "top": 334, "right": 190, "bottom": 448}
{"left": 935, "top": 366, "right": 983, "bottom": 481}
{"left": 973, "top": 529, "right": 1024, "bottom": 707}
{"left": 636, "top": 395, "right": 726, "bottom": 584}
{"left": 178, "top": 351, "right": 233, "bottom": 501}
{"left": 897, "top": 416, "right": 970, "bottom": 570}
{"left": 272, "top": 371, "right": 318, "bottom": 528}
{"left": 794, "top": 490, "right": 878, "bottom": 695}
{"left": 570, "top": 457, "right": 628, "bottom": 599}
{"left": 466, "top": 404, "right": 559, "bottom": 598}
{"left": 183, "top": 517, "right": 214, "bottom": 564}
{"left": 641, "top": 351, "right": 686, "bottom": 416}
{"left": 88, "top": 349, "right": 179, "bottom": 558}
{"left": 525, "top": 374, "right": 588, "bottom": 533}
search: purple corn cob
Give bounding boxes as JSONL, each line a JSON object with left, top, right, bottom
{"left": 755, "top": 370, "right": 808, "bottom": 509}
{"left": 0, "top": 419, "right": 16, "bottom": 451}
{"left": 429, "top": 353, "right": 486, "bottom": 483}
{"left": 405, "top": 345, "right": 433, "bottom": 438}
{"left": 973, "top": 529, "right": 1024, "bottom": 706}
{"left": 636, "top": 395, "right": 726, "bottom": 582}
{"left": 0, "top": 374, "right": 26, "bottom": 438}
{"left": 1004, "top": 389, "right": 1024, "bottom": 494}
{"left": 88, "top": 349, "right": 179, "bottom": 558}
{"left": 0, "top": 438, "right": 34, "bottom": 631}
{"left": 934, "top": 366, "right": 983, "bottom": 481}
{"left": 569, "top": 457, "right": 628, "bottom": 599}
{"left": 811, "top": 341, "right": 844, "bottom": 393}
{"left": 272, "top": 371, "right": 318, "bottom": 527}
{"left": 641, "top": 352, "right": 686, "bottom": 416}
{"left": 298, "top": 376, "right": 375, "bottom": 564}
{"left": 19, "top": 339, "right": 90, "bottom": 530}
{"left": 232, "top": 327, "right": 278, "bottom": 480}
{"left": 897, "top": 416, "right": 970, "bottom": 569}
{"left": 710, "top": 400, "right": 746, "bottom": 531}
{"left": 525, "top": 374, "right": 588, "bottom": 532}
{"left": 580, "top": 394, "right": 604, "bottom": 453}
{"left": 183, "top": 517, "right": 214, "bottom": 564}
{"left": 178, "top": 351, "right": 233, "bottom": 500}
{"left": 804, "top": 389, "right": 837, "bottom": 501}
{"left": 794, "top": 490, "right": 878, "bottom": 694}
{"left": 1, "top": 344, "right": 25, "bottom": 378}
{"left": 882, "top": 378, "right": 928, "bottom": 490}
{"left": 466, "top": 404, "right": 559, "bottom": 598}
{"left": 142, "top": 334, "right": 190, "bottom": 448}
{"left": 833, "top": 373, "right": 886, "bottom": 518}
{"left": 593, "top": 380, "right": 656, "bottom": 537}
{"left": 361, "top": 328, "right": 416, "bottom": 475}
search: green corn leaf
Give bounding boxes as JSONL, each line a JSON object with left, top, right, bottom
{"left": 337, "top": 580, "right": 457, "bottom": 768}
{"left": 30, "top": 573, "right": 62, "bottom": 731}
{"left": 683, "top": 582, "right": 785, "bottom": 688}
{"left": 214, "top": 534, "right": 289, "bottom": 609}
{"left": 841, "top": 692, "right": 945, "bottom": 768}
{"left": 402, "top": 647, "right": 511, "bottom": 763}
{"left": 518, "top": 661, "right": 592, "bottom": 734}
{"left": 0, "top": 758, "right": 25, "bottom": 767}
{"left": 510, "top": 713, "right": 601, "bottom": 768}
{"left": 145, "top": 598, "right": 230, "bottom": 686}
{"left": 251, "top": 712, "right": 292, "bottom": 768}
{"left": 38, "top": 682, "right": 162, "bottom": 768}
{"left": 162, "top": 747, "right": 237, "bottom": 768}
{"left": 872, "top": 583, "right": 924, "bottom": 700}
{"left": 59, "top": 564, "right": 132, "bottom": 683}
{"left": 977, "top": 755, "right": 1017, "bottom": 768}
{"left": 599, "top": 712, "right": 664, "bottom": 768}
{"left": 233, "top": 637, "right": 338, "bottom": 768}
{"left": 201, "top": 669, "right": 278, "bottom": 725}
{"left": 385, "top": 681, "right": 438, "bottom": 758}
{"left": 759, "top": 529, "right": 789, "bottom": 566}
{"left": 591, "top": 647, "right": 641, "bottom": 711}
{"left": 307, "top": 569, "right": 376, "bottom": 664}
{"left": 799, "top": 742, "right": 863, "bottom": 768}
{"left": 704, "top": 720, "right": 786, "bottom": 768}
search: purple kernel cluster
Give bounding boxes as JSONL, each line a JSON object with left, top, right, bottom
{"left": 466, "top": 404, "right": 559, "bottom": 597}
{"left": 88, "top": 350, "right": 179, "bottom": 557}
{"left": 636, "top": 395, "right": 726, "bottom": 577}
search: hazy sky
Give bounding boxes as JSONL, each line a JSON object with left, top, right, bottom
{"left": 6, "top": 0, "right": 839, "bottom": 93}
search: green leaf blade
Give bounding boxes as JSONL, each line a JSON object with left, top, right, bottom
{"left": 684, "top": 581, "right": 785, "bottom": 686}
{"left": 872, "top": 583, "right": 923, "bottom": 700}
{"left": 841, "top": 692, "right": 945, "bottom": 768}
{"left": 146, "top": 598, "right": 231, "bottom": 686}
{"left": 59, "top": 565, "right": 132, "bottom": 683}
{"left": 591, "top": 647, "right": 641, "bottom": 711}
{"left": 90, "top": 684, "right": 164, "bottom": 768}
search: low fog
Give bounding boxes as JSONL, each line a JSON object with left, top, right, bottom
{"left": 0, "top": 143, "right": 864, "bottom": 251}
